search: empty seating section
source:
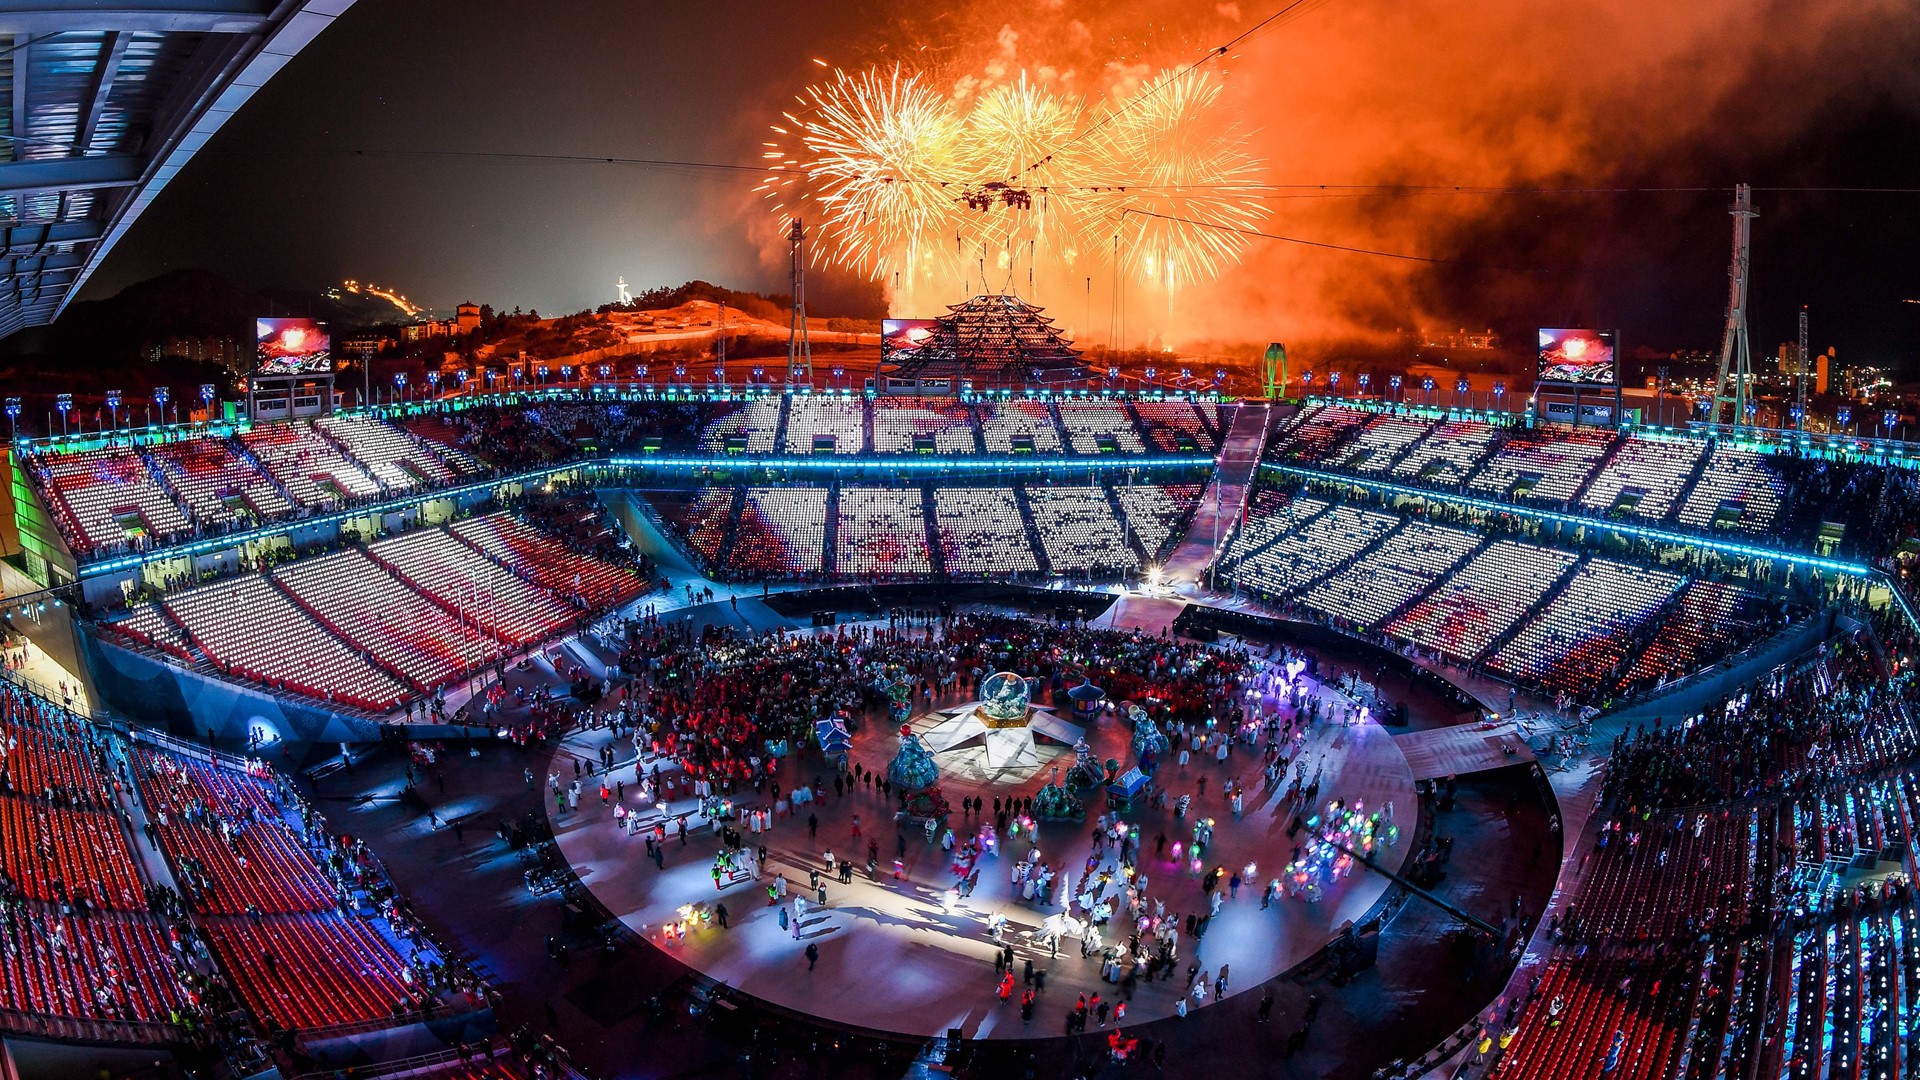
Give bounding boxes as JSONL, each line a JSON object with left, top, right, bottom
{"left": 450, "top": 512, "right": 645, "bottom": 609}
{"left": 148, "top": 436, "right": 291, "bottom": 527}
{"left": 1058, "top": 401, "right": 1144, "bottom": 454}
{"left": 647, "top": 489, "right": 733, "bottom": 568}
{"left": 0, "top": 912, "right": 187, "bottom": 1022}
{"left": 1578, "top": 436, "right": 1703, "bottom": 520}
{"left": 240, "top": 423, "right": 382, "bottom": 506}
{"left": 204, "top": 913, "right": 414, "bottom": 1030}
{"left": 699, "top": 398, "right": 781, "bottom": 453}
{"left": 1386, "top": 542, "right": 1579, "bottom": 661}
{"left": 1623, "top": 581, "right": 1763, "bottom": 689}
{"left": 318, "top": 414, "right": 476, "bottom": 488}
{"left": 835, "top": 487, "right": 932, "bottom": 576}
{"left": 1489, "top": 559, "right": 1680, "bottom": 695}
{"left": 1495, "top": 952, "right": 1688, "bottom": 1080}
{"left": 31, "top": 447, "right": 189, "bottom": 552}
{"left": 728, "top": 488, "right": 826, "bottom": 576}
{"left": 1229, "top": 504, "right": 1399, "bottom": 597}
{"left": 368, "top": 529, "right": 574, "bottom": 646}
{"left": 137, "top": 751, "right": 335, "bottom": 915}
{"left": 978, "top": 401, "right": 1062, "bottom": 454}
{"left": 872, "top": 400, "right": 978, "bottom": 454}
{"left": 1298, "top": 522, "right": 1480, "bottom": 627}
{"left": 1026, "top": 486, "right": 1136, "bottom": 573}
{"left": 782, "top": 397, "right": 863, "bottom": 455}
{"left": 1338, "top": 416, "right": 1434, "bottom": 473}
{"left": 0, "top": 797, "right": 143, "bottom": 909}
{"left": 109, "top": 602, "right": 191, "bottom": 661}
{"left": 1133, "top": 402, "right": 1215, "bottom": 452}
{"left": 1270, "top": 405, "right": 1370, "bottom": 462}
{"left": 1676, "top": 445, "right": 1784, "bottom": 534}
{"left": 399, "top": 414, "right": 475, "bottom": 459}
{"left": 1115, "top": 484, "right": 1201, "bottom": 558}
{"left": 1469, "top": 429, "right": 1613, "bottom": 502}
{"left": 276, "top": 550, "right": 498, "bottom": 691}
{"left": 160, "top": 576, "right": 406, "bottom": 710}
{"left": 1391, "top": 420, "right": 1496, "bottom": 485}
{"left": 933, "top": 488, "right": 1039, "bottom": 576}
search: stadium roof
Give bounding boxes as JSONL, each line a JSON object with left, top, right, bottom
{"left": 0, "top": 0, "right": 357, "bottom": 338}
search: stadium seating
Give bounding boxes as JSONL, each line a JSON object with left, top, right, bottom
{"left": 143, "top": 576, "right": 409, "bottom": 711}
{"left": 1577, "top": 435, "right": 1705, "bottom": 521}
{"left": 1024, "top": 485, "right": 1137, "bottom": 574}
{"left": 1229, "top": 503, "right": 1399, "bottom": 598}
{"left": 239, "top": 423, "right": 382, "bottom": 506}
{"left": 1338, "top": 415, "right": 1436, "bottom": 474}
{"left": 203, "top": 913, "right": 416, "bottom": 1030}
{"left": 1391, "top": 419, "right": 1498, "bottom": 486}
{"left": 148, "top": 436, "right": 293, "bottom": 528}
{"left": 1620, "top": 581, "right": 1764, "bottom": 692}
{"left": 29, "top": 447, "right": 191, "bottom": 554}
{"left": 1676, "top": 445, "right": 1784, "bottom": 535}
{"left": 1385, "top": 541, "right": 1579, "bottom": 661}
{"left": 1057, "top": 401, "right": 1145, "bottom": 454}
{"left": 0, "top": 797, "right": 144, "bottom": 910}
{"left": 275, "top": 550, "right": 500, "bottom": 691}
{"left": 1488, "top": 559, "right": 1681, "bottom": 696}
{"left": 450, "top": 511, "right": 646, "bottom": 609}
{"left": 137, "top": 750, "right": 337, "bottom": 915}
{"left": 729, "top": 487, "right": 827, "bottom": 577}
{"left": 0, "top": 703, "right": 117, "bottom": 810}
{"left": 1468, "top": 428, "right": 1613, "bottom": 503}
{"left": 646, "top": 488, "right": 734, "bottom": 569}
{"left": 1267, "top": 404, "right": 1372, "bottom": 462}
{"left": 1298, "top": 520, "right": 1481, "bottom": 627}
{"left": 933, "top": 488, "right": 1039, "bottom": 576}
{"left": 0, "top": 910, "right": 188, "bottom": 1023}
{"left": 978, "top": 401, "right": 1063, "bottom": 454}
{"left": 781, "top": 397, "right": 864, "bottom": 455}
{"left": 1132, "top": 401, "right": 1216, "bottom": 453}
{"left": 317, "top": 414, "right": 479, "bottom": 488}
{"left": 872, "top": 399, "right": 979, "bottom": 454}
{"left": 367, "top": 529, "right": 575, "bottom": 647}
{"left": 699, "top": 398, "right": 781, "bottom": 454}
{"left": 1114, "top": 483, "right": 1203, "bottom": 560}
{"left": 834, "top": 487, "right": 932, "bottom": 576}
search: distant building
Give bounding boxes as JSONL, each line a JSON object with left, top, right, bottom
{"left": 147, "top": 334, "right": 239, "bottom": 370}
{"left": 456, "top": 302, "right": 482, "bottom": 334}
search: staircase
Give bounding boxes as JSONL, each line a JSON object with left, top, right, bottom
{"left": 922, "top": 485, "right": 946, "bottom": 577}
{"left": 1012, "top": 485, "right": 1052, "bottom": 576}
{"left": 1663, "top": 441, "right": 1718, "bottom": 527}
{"left": 1453, "top": 429, "right": 1515, "bottom": 491}
{"left": 1103, "top": 481, "right": 1152, "bottom": 565}
{"left": 310, "top": 420, "right": 392, "bottom": 493}
{"left": 821, "top": 482, "right": 840, "bottom": 576}
{"left": 1045, "top": 400, "right": 1074, "bottom": 456}
{"left": 1471, "top": 552, "right": 1591, "bottom": 666}
{"left": 1565, "top": 430, "right": 1629, "bottom": 508}
{"left": 1120, "top": 400, "right": 1157, "bottom": 453}
{"left": 231, "top": 435, "right": 303, "bottom": 509}
{"left": 771, "top": 394, "right": 794, "bottom": 454}
{"left": 861, "top": 398, "right": 876, "bottom": 455}
{"left": 138, "top": 448, "right": 194, "bottom": 525}
{"left": 1160, "top": 403, "right": 1273, "bottom": 587}
{"left": 712, "top": 488, "right": 747, "bottom": 576}
{"left": 968, "top": 403, "right": 989, "bottom": 455}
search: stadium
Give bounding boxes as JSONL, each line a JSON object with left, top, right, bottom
{"left": 0, "top": 4, "right": 1916, "bottom": 1080}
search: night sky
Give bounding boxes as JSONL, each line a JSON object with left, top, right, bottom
{"left": 87, "top": 0, "right": 1920, "bottom": 366}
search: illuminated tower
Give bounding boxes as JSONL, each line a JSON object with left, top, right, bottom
{"left": 1712, "top": 184, "right": 1757, "bottom": 427}
{"left": 787, "top": 218, "right": 814, "bottom": 386}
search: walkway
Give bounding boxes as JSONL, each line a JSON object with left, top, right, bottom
{"left": 1163, "top": 402, "right": 1270, "bottom": 588}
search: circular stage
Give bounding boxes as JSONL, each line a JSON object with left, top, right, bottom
{"left": 546, "top": 627, "right": 1419, "bottom": 1040}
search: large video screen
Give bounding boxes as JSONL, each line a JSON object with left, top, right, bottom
{"left": 1537, "top": 328, "right": 1616, "bottom": 386}
{"left": 255, "top": 318, "right": 332, "bottom": 376}
{"left": 881, "top": 318, "right": 941, "bottom": 364}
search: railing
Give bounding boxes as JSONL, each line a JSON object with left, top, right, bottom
{"left": 0, "top": 1005, "right": 180, "bottom": 1044}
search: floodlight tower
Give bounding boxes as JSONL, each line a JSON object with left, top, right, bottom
{"left": 1711, "top": 184, "right": 1757, "bottom": 427}
{"left": 1796, "top": 305, "right": 1810, "bottom": 423}
{"left": 786, "top": 218, "right": 814, "bottom": 387}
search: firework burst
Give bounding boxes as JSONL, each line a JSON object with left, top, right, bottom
{"left": 764, "top": 62, "right": 1267, "bottom": 308}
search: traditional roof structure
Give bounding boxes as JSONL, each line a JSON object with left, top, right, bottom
{"left": 887, "top": 294, "right": 1084, "bottom": 384}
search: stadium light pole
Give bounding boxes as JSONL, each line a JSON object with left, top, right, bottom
{"left": 55, "top": 394, "right": 70, "bottom": 436}
{"left": 1456, "top": 378, "right": 1470, "bottom": 410}
{"left": 154, "top": 386, "right": 170, "bottom": 428}
{"left": 1357, "top": 373, "right": 1370, "bottom": 399}
{"left": 1493, "top": 382, "right": 1506, "bottom": 415}
{"left": 394, "top": 371, "right": 407, "bottom": 404}
{"left": 1836, "top": 407, "right": 1851, "bottom": 435}
{"left": 105, "top": 389, "right": 121, "bottom": 430}
{"left": 200, "top": 384, "right": 215, "bottom": 426}
{"left": 427, "top": 371, "right": 440, "bottom": 401}
{"left": 4, "top": 397, "right": 17, "bottom": 441}
{"left": 1422, "top": 376, "right": 1436, "bottom": 407}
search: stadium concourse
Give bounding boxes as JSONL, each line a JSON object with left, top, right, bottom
{"left": 5, "top": 388, "right": 1920, "bottom": 1079}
